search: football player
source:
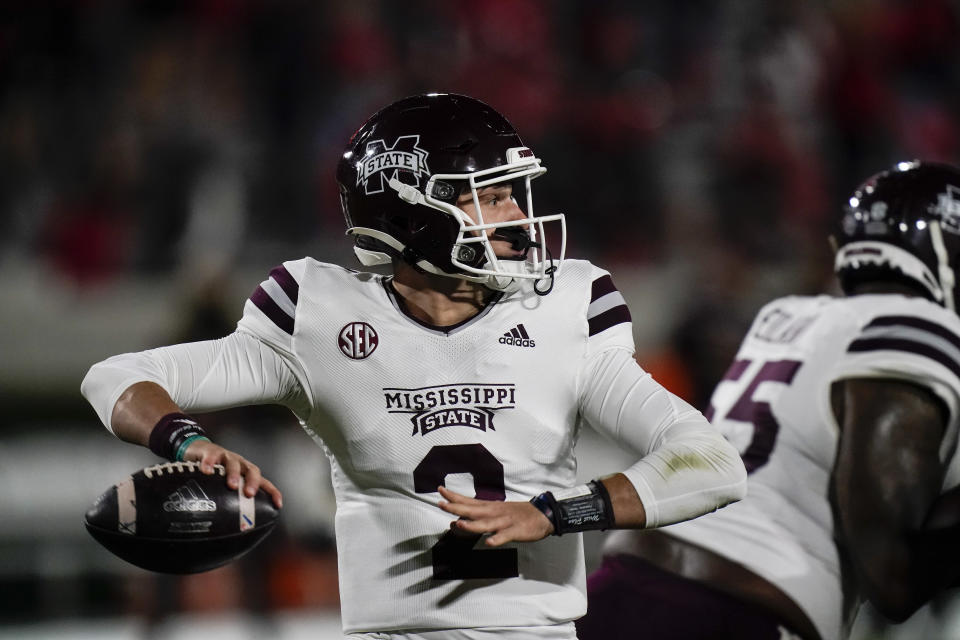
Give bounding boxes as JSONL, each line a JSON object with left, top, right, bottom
{"left": 81, "top": 93, "right": 746, "bottom": 639}
{"left": 577, "top": 161, "right": 960, "bottom": 640}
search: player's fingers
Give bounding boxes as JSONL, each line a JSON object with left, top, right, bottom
{"left": 183, "top": 440, "right": 218, "bottom": 474}
{"left": 258, "top": 476, "right": 284, "bottom": 509}
{"left": 437, "top": 485, "right": 475, "bottom": 503}
{"left": 438, "top": 500, "right": 472, "bottom": 516}
{"left": 223, "top": 455, "right": 244, "bottom": 490}
{"left": 450, "top": 518, "right": 487, "bottom": 534}
{"left": 437, "top": 485, "right": 457, "bottom": 498}
{"left": 452, "top": 515, "right": 510, "bottom": 535}
{"left": 439, "top": 500, "right": 497, "bottom": 520}
{"left": 201, "top": 448, "right": 230, "bottom": 476}
{"left": 240, "top": 461, "right": 263, "bottom": 497}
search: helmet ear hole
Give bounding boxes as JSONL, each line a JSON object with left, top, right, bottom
{"left": 455, "top": 245, "right": 479, "bottom": 264}
{"left": 430, "top": 180, "right": 459, "bottom": 202}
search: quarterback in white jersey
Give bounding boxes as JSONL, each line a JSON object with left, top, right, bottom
{"left": 81, "top": 94, "right": 746, "bottom": 638}
{"left": 579, "top": 161, "right": 960, "bottom": 640}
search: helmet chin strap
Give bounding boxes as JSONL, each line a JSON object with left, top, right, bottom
{"left": 388, "top": 177, "right": 426, "bottom": 206}
{"left": 347, "top": 225, "right": 509, "bottom": 288}
{"left": 929, "top": 220, "right": 956, "bottom": 311}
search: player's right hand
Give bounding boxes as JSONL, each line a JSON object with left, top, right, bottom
{"left": 182, "top": 439, "right": 283, "bottom": 509}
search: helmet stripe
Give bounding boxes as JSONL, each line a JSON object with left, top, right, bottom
{"left": 929, "top": 220, "right": 956, "bottom": 311}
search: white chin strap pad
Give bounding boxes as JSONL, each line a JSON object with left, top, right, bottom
{"left": 353, "top": 246, "right": 392, "bottom": 266}
{"left": 835, "top": 240, "right": 945, "bottom": 304}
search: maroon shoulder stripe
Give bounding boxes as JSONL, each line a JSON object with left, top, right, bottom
{"left": 848, "top": 337, "right": 960, "bottom": 379}
{"left": 591, "top": 274, "right": 617, "bottom": 302}
{"left": 251, "top": 286, "right": 294, "bottom": 335}
{"left": 865, "top": 315, "right": 960, "bottom": 351}
{"left": 269, "top": 265, "right": 299, "bottom": 305}
{"left": 588, "top": 305, "right": 631, "bottom": 337}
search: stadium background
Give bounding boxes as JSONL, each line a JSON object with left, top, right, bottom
{"left": 1, "top": 1, "right": 957, "bottom": 638}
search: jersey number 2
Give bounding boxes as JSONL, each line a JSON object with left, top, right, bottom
{"left": 709, "top": 358, "right": 802, "bottom": 473}
{"left": 413, "top": 443, "right": 520, "bottom": 580}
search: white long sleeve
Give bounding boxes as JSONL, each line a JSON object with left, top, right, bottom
{"left": 80, "top": 331, "right": 308, "bottom": 434}
{"left": 579, "top": 347, "right": 747, "bottom": 527}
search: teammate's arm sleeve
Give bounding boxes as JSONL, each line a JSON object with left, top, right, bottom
{"left": 81, "top": 331, "right": 308, "bottom": 435}
{"left": 580, "top": 347, "right": 747, "bottom": 528}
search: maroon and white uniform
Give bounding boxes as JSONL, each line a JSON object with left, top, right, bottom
{"left": 661, "top": 293, "right": 960, "bottom": 640}
{"left": 82, "top": 258, "right": 744, "bottom": 636}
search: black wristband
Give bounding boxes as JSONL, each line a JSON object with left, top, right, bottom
{"left": 529, "top": 480, "right": 615, "bottom": 536}
{"left": 147, "top": 413, "right": 209, "bottom": 461}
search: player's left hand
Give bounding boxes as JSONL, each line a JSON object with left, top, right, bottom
{"left": 437, "top": 485, "right": 554, "bottom": 546}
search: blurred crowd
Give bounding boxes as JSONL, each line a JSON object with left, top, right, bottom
{"left": 2, "top": 0, "right": 959, "bottom": 631}
{"left": 0, "top": 0, "right": 957, "bottom": 389}
{"left": 3, "top": 0, "right": 959, "bottom": 406}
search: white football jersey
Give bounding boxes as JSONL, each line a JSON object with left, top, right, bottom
{"left": 662, "top": 293, "right": 960, "bottom": 640}
{"left": 235, "top": 258, "right": 635, "bottom": 633}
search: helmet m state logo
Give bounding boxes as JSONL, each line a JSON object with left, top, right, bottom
{"left": 357, "top": 135, "right": 430, "bottom": 195}
{"left": 932, "top": 184, "right": 960, "bottom": 233}
{"left": 383, "top": 383, "right": 516, "bottom": 436}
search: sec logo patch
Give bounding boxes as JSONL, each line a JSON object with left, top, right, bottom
{"left": 338, "top": 322, "right": 379, "bottom": 359}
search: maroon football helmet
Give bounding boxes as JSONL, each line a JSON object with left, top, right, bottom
{"left": 336, "top": 93, "right": 565, "bottom": 293}
{"left": 835, "top": 160, "right": 960, "bottom": 310}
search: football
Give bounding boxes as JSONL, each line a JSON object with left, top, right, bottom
{"left": 84, "top": 461, "right": 281, "bottom": 574}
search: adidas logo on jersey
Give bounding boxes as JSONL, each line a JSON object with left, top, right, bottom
{"left": 163, "top": 480, "right": 217, "bottom": 513}
{"left": 499, "top": 324, "right": 535, "bottom": 348}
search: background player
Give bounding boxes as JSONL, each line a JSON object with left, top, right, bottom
{"left": 577, "top": 160, "right": 960, "bottom": 640}
{"left": 80, "top": 93, "right": 746, "bottom": 639}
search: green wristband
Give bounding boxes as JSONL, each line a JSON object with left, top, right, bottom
{"left": 175, "top": 435, "right": 211, "bottom": 462}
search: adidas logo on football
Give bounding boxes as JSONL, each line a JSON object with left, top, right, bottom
{"left": 499, "top": 323, "right": 536, "bottom": 348}
{"left": 163, "top": 479, "right": 217, "bottom": 513}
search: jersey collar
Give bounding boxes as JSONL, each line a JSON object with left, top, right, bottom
{"left": 382, "top": 277, "right": 503, "bottom": 336}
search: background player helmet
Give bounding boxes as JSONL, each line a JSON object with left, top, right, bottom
{"left": 336, "top": 93, "right": 565, "bottom": 293}
{"left": 835, "top": 160, "right": 960, "bottom": 311}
